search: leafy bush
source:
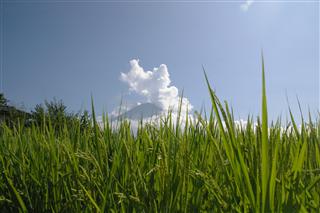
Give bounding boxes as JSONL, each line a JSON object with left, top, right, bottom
{"left": 31, "top": 98, "right": 81, "bottom": 132}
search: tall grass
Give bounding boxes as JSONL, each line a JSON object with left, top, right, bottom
{"left": 0, "top": 59, "right": 319, "bottom": 212}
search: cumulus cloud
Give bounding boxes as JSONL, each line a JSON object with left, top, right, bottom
{"left": 241, "top": 0, "right": 254, "bottom": 11}
{"left": 120, "top": 59, "right": 193, "bottom": 115}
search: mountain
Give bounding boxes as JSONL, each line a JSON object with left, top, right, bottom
{"left": 113, "top": 103, "right": 162, "bottom": 121}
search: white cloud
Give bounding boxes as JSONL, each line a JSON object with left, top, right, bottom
{"left": 109, "top": 104, "right": 131, "bottom": 118}
{"left": 241, "top": 0, "right": 254, "bottom": 12}
{"left": 120, "top": 59, "right": 193, "bottom": 115}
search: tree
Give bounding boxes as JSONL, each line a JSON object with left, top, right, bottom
{"left": 0, "top": 93, "right": 8, "bottom": 107}
{"left": 80, "top": 110, "right": 91, "bottom": 130}
{"left": 0, "top": 93, "right": 31, "bottom": 127}
{"left": 31, "top": 98, "right": 80, "bottom": 132}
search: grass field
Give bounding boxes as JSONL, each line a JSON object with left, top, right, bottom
{"left": 0, "top": 60, "right": 319, "bottom": 212}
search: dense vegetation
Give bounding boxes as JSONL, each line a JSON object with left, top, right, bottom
{"left": 0, "top": 94, "right": 31, "bottom": 127}
{"left": 0, "top": 61, "right": 319, "bottom": 212}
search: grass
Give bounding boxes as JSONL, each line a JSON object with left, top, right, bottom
{"left": 0, "top": 58, "right": 320, "bottom": 212}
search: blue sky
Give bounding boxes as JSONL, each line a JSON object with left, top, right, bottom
{"left": 1, "top": 0, "right": 319, "bottom": 121}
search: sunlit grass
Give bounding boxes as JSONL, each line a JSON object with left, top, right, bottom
{"left": 0, "top": 58, "right": 319, "bottom": 212}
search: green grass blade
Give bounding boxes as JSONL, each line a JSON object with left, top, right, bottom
{"left": 261, "top": 53, "right": 269, "bottom": 212}
{"left": 80, "top": 183, "right": 101, "bottom": 212}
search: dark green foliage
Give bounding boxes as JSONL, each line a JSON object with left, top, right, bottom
{"left": 0, "top": 93, "right": 30, "bottom": 128}
{"left": 31, "top": 98, "right": 80, "bottom": 132}
{"left": 0, "top": 93, "right": 8, "bottom": 107}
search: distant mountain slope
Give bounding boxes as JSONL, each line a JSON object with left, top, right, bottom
{"left": 113, "top": 103, "right": 162, "bottom": 121}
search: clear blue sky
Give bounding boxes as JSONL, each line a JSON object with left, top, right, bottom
{"left": 1, "top": 0, "right": 319, "bottom": 121}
